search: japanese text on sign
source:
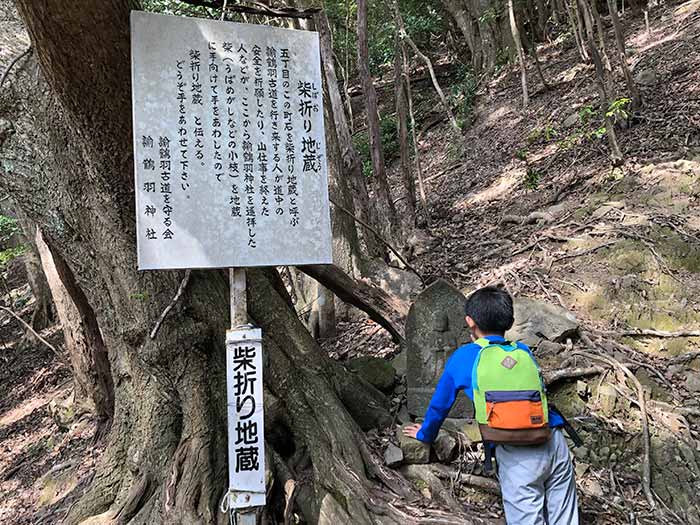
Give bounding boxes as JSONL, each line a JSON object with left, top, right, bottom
{"left": 131, "top": 12, "right": 332, "bottom": 269}
{"left": 226, "top": 329, "right": 265, "bottom": 499}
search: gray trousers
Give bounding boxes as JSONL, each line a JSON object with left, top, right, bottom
{"left": 496, "top": 429, "right": 579, "bottom": 525}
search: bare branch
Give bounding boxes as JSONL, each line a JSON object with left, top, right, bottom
{"left": 0, "top": 46, "right": 32, "bottom": 89}
{"left": 0, "top": 305, "right": 66, "bottom": 365}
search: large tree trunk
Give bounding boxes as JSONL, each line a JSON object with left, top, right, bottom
{"left": 3, "top": 2, "right": 459, "bottom": 524}
{"left": 356, "top": 0, "right": 401, "bottom": 243}
{"left": 440, "top": 0, "right": 479, "bottom": 69}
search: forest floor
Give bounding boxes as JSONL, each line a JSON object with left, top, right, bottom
{"left": 1, "top": 1, "right": 700, "bottom": 524}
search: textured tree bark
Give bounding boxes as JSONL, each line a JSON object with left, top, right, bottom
{"left": 440, "top": 0, "right": 479, "bottom": 69}
{"left": 567, "top": 0, "right": 590, "bottom": 62}
{"left": 323, "top": 94, "right": 363, "bottom": 279}
{"left": 356, "top": 0, "right": 401, "bottom": 242}
{"left": 35, "top": 227, "right": 114, "bottom": 420}
{"left": 589, "top": 0, "right": 613, "bottom": 71}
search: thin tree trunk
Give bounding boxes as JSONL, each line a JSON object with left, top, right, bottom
{"left": 23, "top": 240, "right": 54, "bottom": 330}
{"left": 589, "top": 0, "right": 613, "bottom": 71}
{"left": 324, "top": 91, "right": 363, "bottom": 278}
{"left": 607, "top": 0, "right": 642, "bottom": 110}
{"left": 11, "top": 209, "right": 54, "bottom": 330}
{"left": 578, "top": 0, "right": 623, "bottom": 165}
{"left": 394, "top": 31, "right": 417, "bottom": 227}
{"left": 35, "top": 227, "right": 114, "bottom": 420}
{"left": 552, "top": 0, "right": 562, "bottom": 24}
{"left": 568, "top": 0, "right": 590, "bottom": 62}
{"left": 314, "top": 11, "right": 385, "bottom": 259}
{"left": 315, "top": 283, "right": 336, "bottom": 339}
{"left": 394, "top": 2, "right": 461, "bottom": 134}
{"left": 523, "top": 9, "right": 551, "bottom": 89}
{"left": 403, "top": 59, "right": 432, "bottom": 228}
{"left": 537, "top": 0, "right": 549, "bottom": 37}
{"left": 343, "top": 0, "right": 354, "bottom": 132}
{"left": 357, "top": 0, "right": 401, "bottom": 243}
{"left": 508, "top": 0, "right": 530, "bottom": 107}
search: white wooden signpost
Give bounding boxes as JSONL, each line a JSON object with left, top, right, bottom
{"left": 130, "top": 10, "right": 332, "bottom": 524}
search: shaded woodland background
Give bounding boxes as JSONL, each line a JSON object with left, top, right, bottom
{"left": 1, "top": 0, "right": 700, "bottom": 523}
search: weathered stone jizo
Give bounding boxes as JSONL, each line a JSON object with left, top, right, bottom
{"left": 406, "top": 280, "right": 473, "bottom": 418}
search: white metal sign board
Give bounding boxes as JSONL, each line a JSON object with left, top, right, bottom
{"left": 226, "top": 328, "right": 265, "bottom": 506}
{"left": 130, "top": 11, "right": 332, "bottom": 269}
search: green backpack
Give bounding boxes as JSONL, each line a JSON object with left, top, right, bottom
{"left": 472, "top": 338, "right": 551, "bottom": 445}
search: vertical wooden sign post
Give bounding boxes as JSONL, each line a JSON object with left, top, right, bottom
{"left": 131, "top": 12, "right": 332, "bottom": 524}
{"left": 227, "top": 268, "right": 263, "bottom": 524}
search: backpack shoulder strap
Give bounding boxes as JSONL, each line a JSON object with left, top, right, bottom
{"left": 473, "top": 338, "right": 517, "bottom": 349}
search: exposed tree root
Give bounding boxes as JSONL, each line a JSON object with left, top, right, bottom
{"left": 577, "top": 333, "right": 656, "bottom": 511}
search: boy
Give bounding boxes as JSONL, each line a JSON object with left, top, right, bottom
{"left": 403, "top": 286, "right": 579, "bottom": 524}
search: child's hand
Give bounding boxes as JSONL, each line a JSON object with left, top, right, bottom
{"left": 402, "top": 424, "right": 422, "bottom": 440}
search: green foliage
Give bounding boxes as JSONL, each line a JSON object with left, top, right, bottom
{"left": 591, "top": 126, "right": 607, "bottom": 139}
{"left": 130, "top": 292, "right": 150, "bottom": 301}
{"left": 524, "top": 167, "right": 542, "bottom": 190}
{"left": 556, "top": 99, "right": 628, "bottom": 151}
{"left": 327, "top": 0, "right": 447, "bottom": 78}
{"left": 0, "top": 215, "right": 19, "bottom": 245}
{"left": 578, "top": 105, "right": 595, "bottom": 125}
{"left": 450, "top": 65, "right": 478, "bottom": 126}
{"left": 527, "top": 124, "right": 557, "bottom": 144}
{"left": 606, "top": 97, "right": 631, "bottom": 124}
{"left": 142, "top": 0, "right": 213, "bottom": 17}
{"left": 478, "top": 6, "right": 500, "bottom": 24}
{"left": 515, "top": 148, "right": 528, "bottom": 161}
{"left": 0, "top": 215, "right": 26, "bottom": 268}
{"left": 352, "top": 116, "right": 400, "bottom": 178}
{"left": 0, "top": 246, "right": 26, "bottom": 268}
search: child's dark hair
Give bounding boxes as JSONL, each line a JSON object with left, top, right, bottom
{"left": 465, "top": 286, "right": 514, "bottom": 334}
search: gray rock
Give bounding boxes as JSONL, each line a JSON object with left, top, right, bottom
{"left": 390, "top": 350, "right": 407, "bottom": 377}
{"left": 574, "top": 446, "right": 589, "bottom": 460}
{"left": 563, "top": 112, "right": 580, "bottom": 128}
{"left": 506, "top": 297, "right": 579, "bottom": 347}
{"left": 384, "top": 443, "right": 404, "bottom": 468}
{"left": 685, "top": 372, "right": 700, "bottom": 392}
{"left": 365, "top": 259, "right": 422, "bottom": 303}
{"left": 406, "top": 280, "right": 472, "bottom": 418}
{"left": 635, "top": 69, "right": 657, "bottom": 86}
{"left": 598, "top": 383, "right": 618, "bottom": 416}
{"left": 348, "top": 356, "right": 396, "bottom": 392}
{"left": 396, "top": 404, "right": 411, "bottom": 424}
{"left": 406, "top": 229, "right": 438, "bottom": 257}
{"left": 397, "top": 424, "right": 431, "bottom": 464}
{"left": 433, "top": 431, "right": 458, "bottom": 463}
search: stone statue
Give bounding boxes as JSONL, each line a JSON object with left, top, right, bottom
{"left": 406, "top": 279, "right": 473, "bottom": 418}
